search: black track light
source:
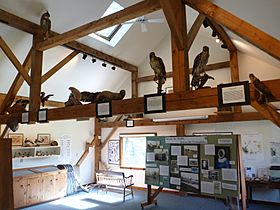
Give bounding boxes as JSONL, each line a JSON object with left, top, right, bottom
{"left": 221, "top": 43, "right": 228, "bottom": 49}
{"left": 102, "top": 61, "right": 107, "bottom": 67}
{"left": 203, "top": 19, "right": 209, "bottom": 28}
{"left": 111, "top": 65, "right": 116, "bottom": 70}
{"left": 82, "top": 54, "right": 87, "bottom": 60}
{"left": 91, "top": 57, "right": 96, "bottom": 63}
{"left": 211, "top": 30, "right": 217, "bottom": 37}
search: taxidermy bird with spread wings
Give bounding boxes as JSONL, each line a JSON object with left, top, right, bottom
{"left": 40, "top": 11, "right": 51, "bottom": 40}
{"left": 149, "top": 52, "right": 166, "bottom": 94}
{"left": 249, "top": 73, "right": 273, "bottom": 104}
{"left": 191, "top": 46, "right": 210, "bottom": 89}
{"left": 40, "top": 92, "right": 54, "bottom": 107}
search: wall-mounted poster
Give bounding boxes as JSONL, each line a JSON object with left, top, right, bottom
{"left": 270, "top": 141, "right": 280, "bottom": 164}
{"left": 241, "top": 133, "right": 264, "bottom": 164}
{"left": 108, "top": 140, "right": 119, "bottom": 165}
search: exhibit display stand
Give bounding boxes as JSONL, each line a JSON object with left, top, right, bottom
{"left": 141, "top": 135, "right": 246, "bottom": 209}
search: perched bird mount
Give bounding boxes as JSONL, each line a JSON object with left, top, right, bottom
{"left": 40, "top": 11, "right": 51, "bottom": 40}
{"left": 191, "top": 46, "right": 214, "bottom": 90}
{"left": 6, "top": 99, "right": 29, "bottom": 132}
{"left": 149, "top": 52, "right": 166, "bottom": 94}
{"left": 40, "top": 92, "right": 54, "bottom": 107}
{"left": 249, "top": 73, "right": 273, "bottom": 104}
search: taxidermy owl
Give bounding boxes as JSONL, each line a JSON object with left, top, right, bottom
{"left": 249, "top": 73, "right": 273, "bottom": 104}
{"left": 149, "top": 52, "right": 166, "bottom": 93}
{"left": 40, "top": 11, "right": 51, "bottom": 40}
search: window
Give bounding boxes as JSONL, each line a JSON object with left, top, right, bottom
{"left": 120, "top": 133, "right": 156, "bottom": 169}
{"left": 88, "top": 1, "right": 135, "bottom": 47}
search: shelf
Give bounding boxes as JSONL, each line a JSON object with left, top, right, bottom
{"left": 12, "top": 146, "right": 61, "bottom": 159}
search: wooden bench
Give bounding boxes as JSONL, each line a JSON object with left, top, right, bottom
{"left": 95, "top": 170, "right": 134, "bottom": 202}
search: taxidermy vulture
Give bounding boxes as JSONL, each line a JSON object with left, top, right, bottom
{"left": 40, "top": 11, "right": 51, "bottom": 40}
{"left": 149, "top": 52, "right": 166, "bottom": 94}
{"left": 40, "top": 92, "right": 54, "bottom": 107}
{"left": 249, "top": 73, "right": 273, "bottom": 104}
{"left": 191, "top": 46, "right": 209, "bottom": 89}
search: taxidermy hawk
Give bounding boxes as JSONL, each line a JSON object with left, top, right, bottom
{"left": 249, "top": 73, "right": 273, "bottom": 104}
{"left": 149, "top": 52, "right": 166, "bottom": 93}
{"left": 191, "top": 46, "right": 210, "bottom": 89}
{"left": 40, "top": 11, "right": 51, "bottom": 40}
{"left": 192, "top": 46, "right": 209, "bottom": 77}
{"left": 40, "top": 92, "right": 54, "bottom": 107}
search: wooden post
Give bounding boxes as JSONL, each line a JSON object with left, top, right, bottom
{"left": 160, "top": 0, "right": 189, "bottom": 92}
{"left": 237, "top": 135, "right": 247, "bottom": 209}
{"left": 29, "top": 34, "right": 43, "bottom": 123}
{"left": 141, "top": 185, "right": 163, "bottom": 209}
{"left": 0, "top": 138, "right": 14, "bottom": 210}
{"left": 94, "top": 118, "right": 102, "bottom": 172}
{"left": 230, "top": 51, "right": 242, "bottom": 113}
{"left": 132, "top": 70, "right": 138, "bottom": 98}
{"left": 176, "top": 124, "right": 185, "bottom": 136}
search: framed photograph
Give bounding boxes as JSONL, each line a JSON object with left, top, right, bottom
{"left": 37, "top": 133, "right": 51, "bottom": 145}
{"left": 21, "top": 111, "right": 29, "bottom": 124}
{"left": 108, "top": 140, "right": 120, "bottom": 165}
{"left": 126, "top": 119, "right": 134, "bottom": 127}
{"left": 144, "top": 93, "right": 166, "bottom": 114}
{"left": 217, "top": 81, "right": 250, "bottom": 107}
{"left": 37, "top": 108, "right": 48, "bottom": 123}
{"left": 8, "top": 133, "right": 24, "bottom": 146}
{"left": 96, "top": 101, "right": 112, "bottom": 118}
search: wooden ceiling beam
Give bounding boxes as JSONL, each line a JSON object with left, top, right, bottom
{"left": 137, "top": 61, "right": 230, "bottom": 82}
{"left": 0, "top": 9, "right": 137, "bottom": 72}
{"left": 35, "top": 0, "right": 161, "bottom": 51}
{"left": 42, "top": 50, "right": 79, "bottom": 84}
{"left": 0, "top": 94, "right": 64, "bottom": 108}
{"left": 251, "top": 101, "right": 280, "bottom": 128}
{"left": 187, "top": 14, "right": 205, "bottom": 50}
{"left": 185, "top": 0, "right": 280, "bottom": 61}
{"left": 29, "top": 34, "right": 43, "bottom": 122}
{"left": 0, "top": 36, "right": 31, "bottom": 85}
{"left": 100, "top": 112, "right": 264, "bottom": 128}
{"left": 0, "top": 48, "right": 32, "bottom": 115}
{"left": 2, "top": 78, "right": 280, "bottom": 123}
{"left": 0, "top": 9, "right": 40, "bottom": 34}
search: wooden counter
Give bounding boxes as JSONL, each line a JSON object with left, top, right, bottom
{"left": 13, "top": 165, "right": 67, "bottom": 209}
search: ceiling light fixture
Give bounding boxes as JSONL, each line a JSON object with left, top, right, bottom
{"left": 211, "top": 30, "right": 217, "bottom": 37}
{"left": 82, "top": 54, "right": 87, "bottom": 60}
{"left": 102, "top": 61, "right": 107, "bottom": 67}
{"left": 152, "top": 115, "right": 208, "bottom": 122}
{"left": 215, "top": 38, "right": 220, "bottom": 43}
{"left": 91, "top": 57, "right": 96, "bottom": 63}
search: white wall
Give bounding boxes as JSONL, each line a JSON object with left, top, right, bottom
{"left": 7, "top": 118, "right": 95, "bottom": 184}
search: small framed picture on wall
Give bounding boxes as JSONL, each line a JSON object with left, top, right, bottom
{"left": 8, "top": 133, "right": 24, "bottom": 146}
{"left": 36, "top": 133, "right": 51, "bottom": 145}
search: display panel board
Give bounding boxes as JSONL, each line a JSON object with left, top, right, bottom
{"left": 145, "top": 135, "right": 239, "bottom": 199}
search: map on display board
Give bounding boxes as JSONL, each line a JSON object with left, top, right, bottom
{"left": 145, "top": 135, "right": 239, "bottom": 199}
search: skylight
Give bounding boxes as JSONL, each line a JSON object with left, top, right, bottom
{"left": 89, "top": 1, "right": 134, "bottom": 47}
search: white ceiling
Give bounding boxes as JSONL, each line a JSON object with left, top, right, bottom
{"left": 0, "top": 0, "right": 279, "bottom": 102}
